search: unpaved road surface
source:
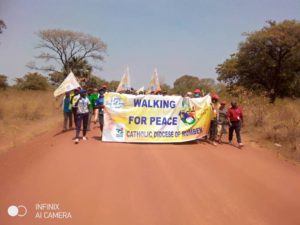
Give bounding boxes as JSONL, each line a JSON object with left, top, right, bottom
{"left": 1, "top": 126, "right": 300, "bottom": 225}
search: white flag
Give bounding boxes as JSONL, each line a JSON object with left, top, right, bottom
{"left": 148, "top": 68, "right": 161, "bottom": 93}
{"left": 116, "top": 67, "right": 131, "bottom": 93}
{"left": 53, "top": 72, "right": 81, "bottom": 97}
{"left": 136, "top": 86, "right": 145, "bottom": 94}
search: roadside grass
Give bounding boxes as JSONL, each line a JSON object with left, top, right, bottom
{"left": 0, "top": 89, "right": 62, "bottom": 153}
{"left": 1, "top": 88, "right": 299, "bottom": 162}
{"left": 242, "top": 97, "right": 300, "bottom": 162}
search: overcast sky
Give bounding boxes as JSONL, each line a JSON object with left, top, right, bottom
{"left": 0, "top": 0, "right": 299, "bottom": 88}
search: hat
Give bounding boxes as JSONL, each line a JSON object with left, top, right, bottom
{"left": 98, "top": 88, "right": 105, "bottom": 92}
{"left": 211, "top": 94, "right": 219, "bottom": 100}
{"left": 187, "top": 92, "right": 193, "bottom": 96}
{"left": 194, "top": 89, "right": 201, "bottom": 93}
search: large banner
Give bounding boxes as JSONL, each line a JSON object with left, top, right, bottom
{"left": 102, "top": 93, "right": 212, "bottom": 143}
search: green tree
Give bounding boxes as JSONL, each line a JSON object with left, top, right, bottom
{"left": 173, "top": 75, "right": 201, "bottom": 95}
{"left": 160, "top": 83, "right": 172, "bottom": 94}
{"left": 108, "top": 80, "right": 120, "bottom": 92}
{"left": 29, "top": 29, "right": 107, "bottom": 75}
{"left": 199, "top": 78, "right": 216, "bottom": 95}
{"left": 48, "top": 71, "right": 65, "bottom": 86}
{"left": 217, "top": 20, "right": 300, "bottom": 103}
{"left": 86, "top": 75, "right": 107, "bottom": 88}
{"left": 15, "top": 73, "right": 50, "bottom": 90}
{"left": 0, "top": 74, "right": 8, "bottom": 89}
{"left": 65, "top": 56, "right": 92, "bottom": 78}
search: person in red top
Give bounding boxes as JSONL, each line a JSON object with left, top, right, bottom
{"left": 227, "top": 100, "right": 244, "bottom": 147}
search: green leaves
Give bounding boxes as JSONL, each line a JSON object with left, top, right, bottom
{"left": 217, "top": 20, "right": 300, "bottom": 103}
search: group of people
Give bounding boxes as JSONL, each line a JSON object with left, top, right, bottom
{"left": 62, "top": 86, "right": 244, "bottom": 147}
{"left": 62, "top": 86, "right": 106, "bottom": 144}
{"left": 186, "top": 88, "right": 244, "bottom": 147}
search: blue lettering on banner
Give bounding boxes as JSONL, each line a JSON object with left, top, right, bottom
{"left": 128, "top": 116, "right": 178, "bottom": 125}
{"left": 134, "top": 99, "right": 176, "bottom": 108}
{"left": 181, "top": 128, "right": 203, "bottom": 136}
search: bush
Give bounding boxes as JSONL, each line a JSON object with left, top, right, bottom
{"left": 243, "top": 97, "right": 300, "bottom": 161}
{"left": 15, "top": 72, "right": 50, "bottom": 90}
{"left": 0, "top": 74, "right": 8, "bottom": 89}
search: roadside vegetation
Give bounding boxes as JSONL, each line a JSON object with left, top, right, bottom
{"left": 0, "top": 19, "right": 299, "bottom": 161}
{"left": 0, "top": 89, "right": 61, "bottom": 153}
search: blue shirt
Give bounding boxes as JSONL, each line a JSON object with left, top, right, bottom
{"left": 95, "top": 96, "right": 104, "bottom": 114}
{"left": 63, "top": 97, "right": 71, "bottom": 112}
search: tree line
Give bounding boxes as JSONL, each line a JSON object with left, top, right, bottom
{"left": 1, "top": 19, "right": 300, "bottom": 101}
{"left": 0, "top": 72, "right": 221, "bottom": 96}
{"left": 216, "top": 20, "right": 300, "bottom": 103}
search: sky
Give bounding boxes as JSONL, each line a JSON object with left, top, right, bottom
{"left": 0, "top": 0, "right": 300, "bottom": 88}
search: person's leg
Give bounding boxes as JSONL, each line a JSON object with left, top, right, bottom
{"left": 229, "top": 123, "right": 234, "bottom": 143}
{"left": 220, "top": 124, "right": 227, "bottom": 143}
{"left": 212, "top": 120, "right": 217, "bottom": 141}
{"left": 209, "top": 120, "right": 214, "bottom": 140}
{"left": 75, "top": 114, "right": 82, "bottom": 139}
{"left": 94, "top": 108, "right": 99, "bottom": 123}
{"left": 217, "top": 124, "right": 221, "bottom": 141}
{"left": 63, "top": 112, "right": 68, "bottom": 130}
{"left": 68, "top": 111, "right": 72, "bottom": 129}
{"left": 82, "top": 113, "right": 89, "bottom": 137}
{"left": 217, "top": 123, "right": 223, "bottom": 143}
{"left": 87, "top": 111, "right": 92, "bottom": 130}
{"left": 235, "top": 121, "right": 242, "bottom": 144}
{"left": 72, "top": 108, "right": 77, "bottom": 128}
{"left": 99, "top": 113, "right": 104, "bottom": 139}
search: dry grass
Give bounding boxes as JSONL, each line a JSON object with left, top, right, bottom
{"left": 0, "top": 89, "right": 62, "bottom": 153}
{"left": 242, "top": 97, "right": 300, "bottom": 162}
{"left": 1, "top": 89, "right": 299, "bottom": 162}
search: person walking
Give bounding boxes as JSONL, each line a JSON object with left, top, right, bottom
{"left": 74, "top": 90, "right": 90, "bottom": 144}
{"left": 71, "top": 88, "right": 80, "bottom": 128}
{"left": 87, "top": 89, "right": 98, "bottom": 131}
{"left": 95, "top": 88, "right": 105, "bottom": 140}
{"left": 209, "top": 94, "right": 220, "bottom": 145}
{"left": 227, "top": 100, "right": 244, "bottom": 147}
{"left": 217, "top": 101, "right": 227, "bottom": 143}
{"left": 62, "top": 91, "right": 72, "bottom": 131}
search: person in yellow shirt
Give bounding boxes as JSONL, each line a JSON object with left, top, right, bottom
{"left": 71, "top": 88, "right": 80, "bottom": 129}
{"left": 209, "top": 94, "right": 220, "bottom": 145}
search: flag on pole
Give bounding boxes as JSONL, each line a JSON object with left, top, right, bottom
{"left": 136, "top": 86, "right": 145, "bottom": 94}
{"left": 148, "top": 68, "right": 161, "bottom": 93}
{"left": 53, "top": 72, "right": 81, "bottom": 97}
{"left": 116, "top": 67, "right": 131, "bottom": 93}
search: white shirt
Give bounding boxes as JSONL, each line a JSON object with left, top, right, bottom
{"left": 76, "top": 97, "right": 90, "bottom": 114}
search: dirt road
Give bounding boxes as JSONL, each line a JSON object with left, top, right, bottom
{"left": 0, "top": 126, "right": 300, "bottom": 225}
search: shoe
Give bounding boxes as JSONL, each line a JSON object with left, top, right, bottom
{"left": 82, "top": 136, "right": 87, "bottom": 141}
{"left": 228, "top": 141, "right": 233, "bottom": 145}
{"left": 238, "top": 143, "right": 244, "bottom": 147}
{"left": 75, "top": 138, "right": 79, "bottom": 144}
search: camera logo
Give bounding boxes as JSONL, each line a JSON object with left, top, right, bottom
{"left": 7, "top": 205, "right": 27, "bottom": 217}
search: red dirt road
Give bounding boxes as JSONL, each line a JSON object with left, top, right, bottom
{"left": 1, "top": 127, "right": 300, "bottom": 225}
